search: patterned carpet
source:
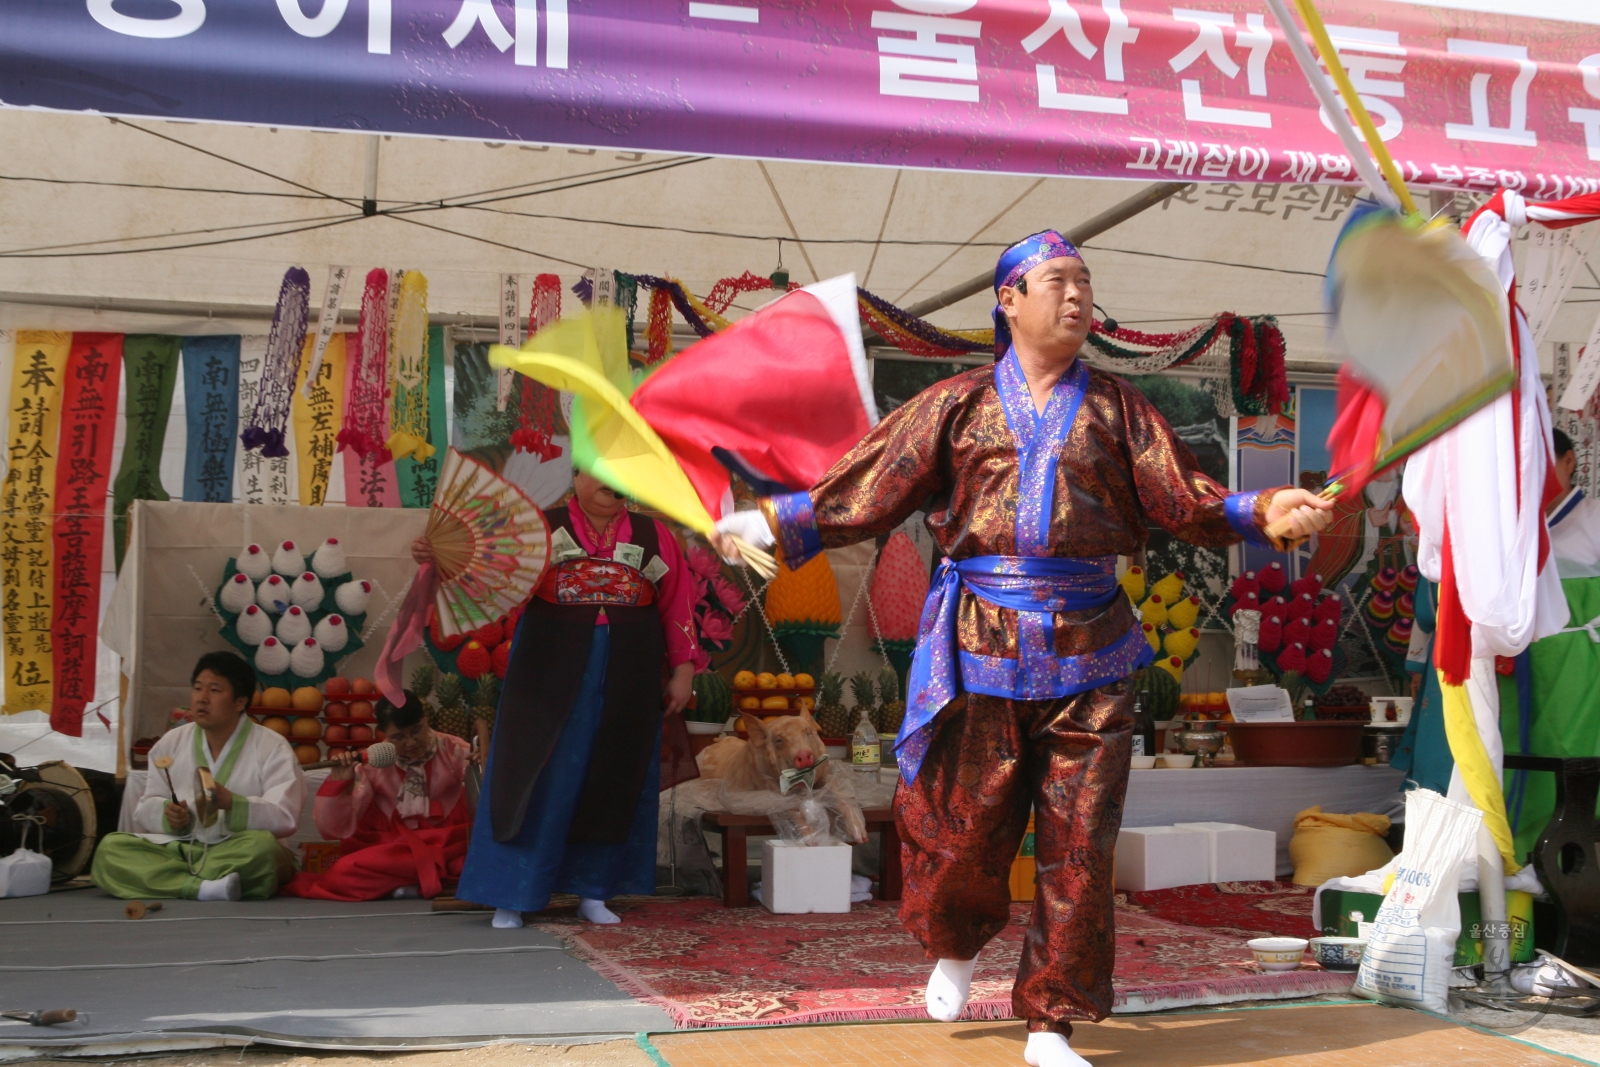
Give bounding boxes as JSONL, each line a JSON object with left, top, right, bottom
{"left": 535, "top": 883, "right": 1350, "bottom": 1029}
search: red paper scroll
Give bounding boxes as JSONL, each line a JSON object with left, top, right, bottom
{"left": 50, "top": 334, "right": 122, "bottom": 735}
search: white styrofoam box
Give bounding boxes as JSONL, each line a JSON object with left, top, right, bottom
{"left": 760, "top": 839, "right": 852, "bottom": 914}
{"left": 1174, "top": 821, "right": 1277, "bottom": 883}
{"left": 1114, "top": 826, "right": 1210, "bottom": 892}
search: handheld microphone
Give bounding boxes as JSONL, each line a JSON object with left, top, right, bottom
{"left": 303, "top": 741, "right": 397, "bottom": 771}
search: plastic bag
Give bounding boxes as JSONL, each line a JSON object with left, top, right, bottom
{"left": 1354, "top": 789, "right": 1483, "bottom": 1013}
{"left": 1289, "top": 806, "right": 1394, "bottom": 886}
{"left": 0, "top": 849, "right": 51, "bottom": 897}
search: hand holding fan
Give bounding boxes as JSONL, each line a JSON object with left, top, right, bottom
{"left": 375, "top": 449, "right": 551, "bottom": 705}
{"left": 426, "top": 448, "right": 552, "bottom": 638}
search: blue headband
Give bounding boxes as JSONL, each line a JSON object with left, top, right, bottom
{"left": 991, "top": 230, "right": 1083, "bottom": 357}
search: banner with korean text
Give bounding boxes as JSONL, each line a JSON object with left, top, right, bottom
{"left": 3, "top": 1, "right": 1599, "bottom": 191}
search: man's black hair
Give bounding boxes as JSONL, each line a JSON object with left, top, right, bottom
{"left": 1555, "top": 428, "right": 1575, "bottom": 460}
{"left": 191, "top": 651, "right": 256, "bottom": 703}
{"left": 375, "top": 690, "right": 427, "bottom": 731}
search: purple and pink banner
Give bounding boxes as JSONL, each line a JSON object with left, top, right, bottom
{"left": 3, "top": 1, "right": 1599, "bottom": 190}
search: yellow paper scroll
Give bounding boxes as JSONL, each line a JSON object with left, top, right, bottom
{"left": 2, "top": 331, "right": 67, "bottom": 715}
{"left": 1438, "top": 673, "right": 1518, "bottom": 874}
{"left": 293, "top": 332, "right": 347, "bottom": 506}
{"left": 387, "top": 271, "right": 434, "bottom": 463}
{"left": 488, "top": 342, "right": 714, "bottom": 536}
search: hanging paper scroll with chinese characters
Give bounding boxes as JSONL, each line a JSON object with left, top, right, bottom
{"left": 2, "top": 331, "right": 66, "bottom": 716}
{"left": 236, "top": 336, "right": 295, "bottom": 506}
{"left": 386, "top": 270, "right": 433, "bottom": 464}
{"left": 292, "top": 332, "right": 347, "bottom": 507}
{"left": 395, "top": 326, "right": 447, "bottom": 508}
{"left": 112, "top": 335, "right": 180, "bottom": 568}
{"left": 50, "top": 333, "right": 121, "bottom": 735}
{"left": 181, "top": 335, "right": 240, "bottom": 503}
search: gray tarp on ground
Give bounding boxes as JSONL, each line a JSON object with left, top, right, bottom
{"left": 0, "top": 890, "right": 671, "bottom": 1058}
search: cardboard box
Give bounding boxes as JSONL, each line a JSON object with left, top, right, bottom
{"left": 1114, "top": 826, "right": 1210, "bottom": 892}
{"left": 1173, "top": 821, "right": 1276, "bottom": 883}
{"left": 760, "top": 839, "right": 852, "bottom": 914}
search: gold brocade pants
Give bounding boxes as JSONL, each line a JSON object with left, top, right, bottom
{"left": 893, "top": 683, "right": 1133, "bottom": 1036}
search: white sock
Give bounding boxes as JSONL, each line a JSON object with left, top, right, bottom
{"left": 196, "top": 872, "right": 242, "bottom": 902}
{"left": 492, "top": 908, "right": 524, "bottom": 929}
{"left": 1024, "top": 1033, "right": 1092, "bottom": 1067}
{"left": 924, "top": 957, "right": 976, "bottom": 1022}
{"left": 578, "top": 898, "right": 621, "bottom": 924}
{"left": 391, "top": 885, "right": 422, "bottom": 899}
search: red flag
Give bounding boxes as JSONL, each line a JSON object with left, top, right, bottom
{"left": 630, "top": 275, "right": 876, "bottom": 517}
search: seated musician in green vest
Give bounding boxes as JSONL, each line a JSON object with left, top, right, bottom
{"left": 92, "top": 652, "right": 304, "bottom": 901}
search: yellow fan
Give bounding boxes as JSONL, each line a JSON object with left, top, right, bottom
{"left": 426, "top": 448, "right": 552, "bottom": 638}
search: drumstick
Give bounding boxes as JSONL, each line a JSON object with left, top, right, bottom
{"left": 152, "top": 755, "right": 178, "bottom": 799}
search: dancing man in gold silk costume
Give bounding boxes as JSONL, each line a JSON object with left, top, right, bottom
{"left": 715, "top": 231, "right": 1331, "bottom": 1067}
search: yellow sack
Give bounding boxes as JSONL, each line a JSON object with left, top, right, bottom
{"left": 1288, "top": 806, "right": 1394, "bottom": 887}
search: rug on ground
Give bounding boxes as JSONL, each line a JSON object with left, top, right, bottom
{"left": 535, "top": 885, "right": 1350, "bottom": 1029}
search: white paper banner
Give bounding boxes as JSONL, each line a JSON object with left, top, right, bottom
{"left": 1522, "top": 224, "right": 1599, "bottom": 349}
{"left": 1558, "top": 309, "right": 1600, "bottom": 411}
{"left": 300, "top": 264, "right": 349, "bottom": 398}
{"left": 497, "top": 272, "right": 521, "bottom": 411}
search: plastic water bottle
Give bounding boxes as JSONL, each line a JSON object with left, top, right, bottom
{"left": 851, "top": 706, "right": 881, "bottom": 775}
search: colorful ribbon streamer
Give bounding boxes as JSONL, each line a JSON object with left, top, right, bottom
{"left": 113, "top": 335, "right": 180, "bottom": 568}
{"left": 339, "top": 268, "right": 391, "bottom": 458}
{"left": 236, "top": 336, "right": 295, "bottom": 505}
{"left": 292, "top": 332, "right": 347, "bottom": 506}
{"left": 386, "top": 270, "right": 434, "bottom": 464}
{"left": 240, "top": 267, "right": 311, "bottom": 458}
{"left": 343, "top": 328, "right": 400, "bottom": 508}
{"left": 2, "top": 331, "right": 67, "bottom": 716}
{"left": 51, "top": 333, "right": 122, "bottom": 735}
{"left": 513, "top": 274, "right": 565, "bottom": 457}
{"left": 180, "top": 335, "right": 240, "bottom": 503}
{"left": 395, "top": 326, "right": 447, "bottom": 508}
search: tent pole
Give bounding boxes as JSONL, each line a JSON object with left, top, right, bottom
{"left": 893, "top": 180, "right": 1194, "bottom": 323}
{"left": 363, "top": 135, "right": 381, "bottom": 217}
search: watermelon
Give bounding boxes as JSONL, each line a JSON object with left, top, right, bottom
{"left": 689, "top": 671, "right": 733, "bottom": 725}
{"left": 1137, "top": 666, "right": 1180, "bottom": 720}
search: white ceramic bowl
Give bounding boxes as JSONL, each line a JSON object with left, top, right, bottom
{"left": 1130, "top": 755, "right": 1158, "bottom": 769}
{"left": 1248, "top": 937, "right": 1308, "bottom": 972}
{"left": 1157, "top": 754, "right": 1197, "bottom": 768}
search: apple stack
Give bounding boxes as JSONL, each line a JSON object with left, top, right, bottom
{"left": 321, "top": 676, "right": 382, "bottom": 761}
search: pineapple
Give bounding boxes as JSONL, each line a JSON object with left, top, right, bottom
{"left": 430, "top": 672, "right": 471, "bottom": 740}
{"left": 849, "top": 671, "right": 880, "bottom": 731}
{"left": 813, "top": 671, "right": 850, "bottom": 738}
{"left": 877, "top": 668, "right": 905, "bottom": 737}
{"left": 410, "top": 661, "right": 437, "bottom": 702}
{"left": 472, "top": 675, "right": 500, "bottom": 730}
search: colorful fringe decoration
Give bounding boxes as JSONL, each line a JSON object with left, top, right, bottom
{"left": 386, "top": 270, "right": 434, "bottom": 463}
{"left": 240, "top": 267, "right": 311, "bottom": 458}
{"left": 512, "top": 274, "right": 565, "bottom": 458}
{"left": 338, "top": 268, "right": 391, "bottom": 458}
{"left": 590, "top": 269, "right": 1287, "bottom": 416}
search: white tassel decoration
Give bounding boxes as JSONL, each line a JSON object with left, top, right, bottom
{"left": 256, "top": 574, "right": 290, "bottom": 614}
{"left": 334, "top": 579, "right": 371, "bottom": 616}
{"left": 290, "top": 571, "right": 325, "bottom": 612}
{"left": 312, "top": 613, "right": 349, "bottom": 653}
{"left": 238, "top": 543, "right": 272, "bottom": 582}
{"left": 312, "top": 538, "right": 348, "bottom": 579}
{"left": 272, "top": 539, "right": 304, "bottom": 577}
{"left": 236, "top": 604, "right": 273, "bottom": 646}
{"left": 255, "top": 636, "right": 290, "bottom": 676}
{"left": 289, "top": 637, "right": 325, "bottom": 678}
{"left": 219, "top": 572, "right": 255, "bottom": 614}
